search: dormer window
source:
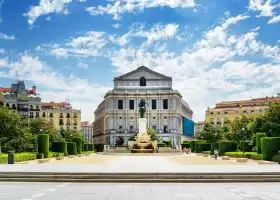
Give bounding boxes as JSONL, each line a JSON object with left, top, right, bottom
{"left": 140, "top": 77, "right": 146, "bottom": 86}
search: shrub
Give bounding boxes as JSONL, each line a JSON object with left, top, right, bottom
{"left": 194, "top": 140, "right": 207, "bottom": 153}
{"left": 211, "top": 142, "right": 219, "bottom": 155}
{"left": 202, "top": 151, "right": 211, "bottom": 155}
{"left": 182, "top": 140, "right": 190, "bottom": 144}
{"left": 52, "top": 141, "right": 67, "bottom": 155}
{"left": 95, "top": 144, "right": 104, "bottom": 152}
{"left": 144, "top": 143, "right": 154, "bottom": 149}
{"left": 225, "top": 152, "right": 244, "bottom": 158}
{"left": 181, "top": 143, "right": 190, "bottom": 149}
{"left": 239, "top": 141, "right": 253, "bottom": 152}
{"left": 52, "top": 152, "right": 64, "bottom": 157}
{"left": 261, "top": 137, "right": 280, "bottom": 161}
{"left": 157, "top": 142, "right": 166, "bottom": 148}
{"left": 84, "top": 144, "right": 89, "bottom": 151}
{"left": 272, "top": 155, "right": 279, "bottom": 162}
{"left": 251, "top": 153, "right": 262, "bottom": 160}
{"left": 67, "top": 142, "right": 77, "bottom": 155}
{"left": 189, "top": 141, "right": 196, "bottom": 151}
{"left": 36, "top": 153, "right": 44, "bottom": 159}
{"left": 163, "top": 140, "right": 172, "bottom": 147}
{"left": 196, "top": 143, "right": 211, "bottom": 153}
{"left": 218, "top": 141, "right": 237, "bottom": 156}
{"left": 13, "top": 153, "right": 37, "bottom": 162}
{"left": 38, "top": 134, "right": 49, "bottom": 158}
{"left": 88, "top": 144, "right": 94, "bottom": 151}
{"left": 72, "top": 137, "right": 83, "bottom": 154}
{"left": 256, "top": 132, "right": 266, "bottom": 154}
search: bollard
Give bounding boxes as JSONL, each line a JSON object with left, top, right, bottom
{"left": 278, "top": 151, "right": 280, "bottom": 164}
{"left": 8, "top": 151, "right": 14, "bottom": 164}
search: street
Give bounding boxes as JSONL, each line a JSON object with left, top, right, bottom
{"left": 1, "top": 182, "right": 280, "bottom": 200}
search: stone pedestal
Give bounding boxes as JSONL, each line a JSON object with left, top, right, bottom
{"left": 138, "top": 118, "right": 147, "bottom": 134}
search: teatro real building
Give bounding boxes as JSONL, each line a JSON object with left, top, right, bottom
{"left": 93, "top": 66, "right": 194, "bottom": 147}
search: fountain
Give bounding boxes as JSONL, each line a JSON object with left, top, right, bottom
{"left": 131, "top": 99, "right": 154, "bottom": 153}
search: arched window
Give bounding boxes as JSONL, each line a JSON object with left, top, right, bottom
{"left": 36, "top": 105, "right": 39, "bottom": 110}
{"left": 6, "top": 103, "right": 9, "bottom": 107}
{"left": 30, "top": 105, "right": 33, "bottom": 110}
{"left": 12, "top": 104, "right": 16, "bottom": 110}
{"left": 140, "top": 77, "right": 146, "bottom": 86}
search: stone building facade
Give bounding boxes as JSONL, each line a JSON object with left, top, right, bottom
{"left": 93, "top": 66, "right": 194, "bottom": 147}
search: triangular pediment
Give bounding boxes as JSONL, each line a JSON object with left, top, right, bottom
{"left": 114, "top": 66, "right": 172, "bottom": 80}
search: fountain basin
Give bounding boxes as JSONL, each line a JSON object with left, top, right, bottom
{"left": 131, "top": 149, "right": 154, "bottom": 153}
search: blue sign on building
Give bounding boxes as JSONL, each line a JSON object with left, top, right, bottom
{"left": 182, "top": 117, "right": 194, "bottom": 136}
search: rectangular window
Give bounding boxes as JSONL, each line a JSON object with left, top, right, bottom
{"left": 152, "top": 126, "right": 156, "bottom": 132}
{"left": 50, "top": 113, "right": 53, "bottom": 118}
{"left": 164, "top": 126, "right": 168, "bottom": 133}
{"left": 163, "top": 99, "right": 168, "bottom": 109}
{"left": 118, "top": 126, "right": 123, "bottom": 133}
{"left": 152, "top": 100, "right": 157, "bottom": 109}
{"left": 36, "top": 112, "right": 39, "bottom": 118}
{"left": 217, "top": 118, "right": 221, "bottom": 124}
{"left": 210, "top": 118, "right": 215, "bottom": 124}
{"left": 129, "top": 100, "right": 134, "bottom": 110}
{"left": 130, "top": 126, "right": 134, "bottom": 133}
{"left": 118, "top": 100, "right": 123, "bottom": 109}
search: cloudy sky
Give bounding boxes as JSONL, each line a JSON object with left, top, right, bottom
{"left": 0, "top": 0, "right": 280, "bottom": 123}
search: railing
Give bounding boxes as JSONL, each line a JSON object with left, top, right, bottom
{"left": 17, "top": 108, "right": 28, "bottom": 111}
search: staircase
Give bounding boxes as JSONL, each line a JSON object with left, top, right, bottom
{"left": 0, "top": 172, "right": 279, "bottom": 183}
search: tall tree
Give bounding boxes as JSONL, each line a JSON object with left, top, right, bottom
{"left": 198, "top": 123, "right": 223, "bottom": 142}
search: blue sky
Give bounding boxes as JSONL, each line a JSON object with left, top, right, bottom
{"left": 0, "top": 0, "right": 280, "bottom": 122}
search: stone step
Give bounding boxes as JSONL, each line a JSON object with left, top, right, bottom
{"left": 0, "top": 177, "right": 279, "bottom": 183}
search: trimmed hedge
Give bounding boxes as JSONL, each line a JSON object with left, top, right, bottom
{"left": 261, "top": 137, "right": 280, "bottom": 161}
{"left": 218, "top": 141, "right": 237, "bottom": 156}
{"left": 202, "top": 151, "right": 211, "bottom": 155}
{"left": 38, "top": 134, "right": 49, "bottom": 158}
{"left": 194, "top": 140, "right": 207, "bottom": 153}
{"left": 211, "top": 142, "right": 219, "bottom": 155}
{"left": 272, "top": 155, "right": 279, "bottom": 162}
{"left": 36, "top": 153, "right": 44, "bottom": 159}
{"left": 256, "top": 132, "right": 266, "bottom": 154}
{"left": 88, "top": 144, "right": 94, "bottom": 151}
{"left": 189, "top": 141, "right": 196, "bottom": 151}
{"left": 157, "top": 142, "right": 166, "bottom": 148}
{"left": 52, "top": 141, "right": 67, "bottom": 155}
{"left": 84, "top": 144, "right": 89, "bottom": 151}
{"left": 67, "top": 142, "right": 77, "bottom": 155}
{"left": 196, "top": 143, "right": 211, "bottom": 153}
{"left": 224, "top": 152, "right": 261, "bottom": 159}
{"left": 95, "top": 144, "right": 104, "bottom": 152}
{"left": 163, "top": 140, "right": 172, "bottom": 147}
{"left": 72, "top": 137, "right": 83, "bottom": 154}
{"left": 0, "top": 153, "right": 37, "bottom": 163}
{"left": 239, "top": 141, "right": 253, "bottom": 152}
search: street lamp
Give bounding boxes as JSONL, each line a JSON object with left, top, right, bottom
{"left": 39, "top": 128, "right": 43, "bottom": 134}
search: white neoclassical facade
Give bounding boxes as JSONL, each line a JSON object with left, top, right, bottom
{"left": 93, "top": 66, "right": 194, "bottom": 147}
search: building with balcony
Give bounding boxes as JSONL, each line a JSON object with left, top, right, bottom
{"left": 0, "top": 81, "right": 41, "bottom": 119}
{"left": 41, "top": 101, "right": 81, "bottom": 130}
{"left": 93, "top": 66, "right": 194, "bottom": 147}
{"left": 81, "top": 121, "right": 94, "bottom": 143}
{"left": 206, "top": 95, "right": 280, "bottom": 126}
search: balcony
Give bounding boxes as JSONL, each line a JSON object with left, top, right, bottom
{"left": 17, "top": 108, "right": 28, "bottom": 112}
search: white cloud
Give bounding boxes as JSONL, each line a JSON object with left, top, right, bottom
{"left": 78, "top": 62, "right": 88, "bottom": 69}
{"left": 86, "top": 0, "right": 197, "bottom": 20}
{"left": 109, "top": 14, "right": 280, "bottom": 121}
{"left": 0, "top": 54, "right": 110, "bottom": 122}
{"left": 268, "top": 15, "right": 280, "bottom": 24}
{"left": 24, "top": 0, "right": 72, "bottom": 25}
{"left": 0, "top": 56, "right": 8, "bottom": 67}
{"left": 0, "top": 0, "right": 4, "bottom": 23}
{"left": 46, "top": 16, "right": 51, "bottom": 21}
{"left": 112, "top": 23, "right": 121, "bottom": 28}
{"left": 0, "top": 32, "right": 15, "bottom": 40}
{"left": 0, "top": 48, "right": 6, "bottom": 54}
{"left": 249, "top": 0, "right": 276, "bottom": 17}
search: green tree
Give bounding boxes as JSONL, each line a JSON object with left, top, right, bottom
{"left": 198, "top": 123, "right": 223, "bottom": 142}
{"left": 252, "top": 102, "right": 280, "bottom": 137}
{"left": 0, "top": 107, "right": 31, "bottom": 152}
{"left": 29, "top": 118, "right": 53, "bottom": 134}
{"left": 63, "top": 129, "right": 81, "bottom": 142}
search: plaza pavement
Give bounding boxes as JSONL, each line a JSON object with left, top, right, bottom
{"left": 0, "top": 154, "right": 280, "bottom": 173}
{"left": 1, "top": 182, "right": 280, "bottom": 200}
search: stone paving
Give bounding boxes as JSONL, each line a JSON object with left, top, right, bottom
{"left": 1, "top": 154, "right": 280, "bottom": 173}
{"left": 1, "top": 182, "right": 280, "bottom": 200}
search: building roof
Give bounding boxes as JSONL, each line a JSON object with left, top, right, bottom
{"left": 0, "top": 87, "right": 11, "bottom": 93}
{"left": 41, "top": 101, "right": 71, "bottom": 107}
{"left": 114, "top": 66, "right": 172, "bottom": 81}
{"left": 209, "top": 96, "right": 280, "bottom": 110}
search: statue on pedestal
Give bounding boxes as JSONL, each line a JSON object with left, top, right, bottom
{"left": 138, "top": 99, "right": 147, "bottom": 118}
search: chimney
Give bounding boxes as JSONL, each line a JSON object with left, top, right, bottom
{"left": 32, "top": 86, "right": 36, "bottom": 94}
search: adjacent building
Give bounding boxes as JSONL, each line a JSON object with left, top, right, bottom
{"left": 194, "top": 121, "right": 206, "bottom": 137}
{"left": 81, "top": 121, "right": 94, "bottom": 143}
{"left": 0, "top": 81, "right": 41, "bottom": 119}
{"left": 206, "top": 96, "right": 280, "bottom": 126}
{"left": 41, "top": 101, "right": 81, "bottom": 130}
{"left": 93, "top": 66, "right": 194, "bottom": 147}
